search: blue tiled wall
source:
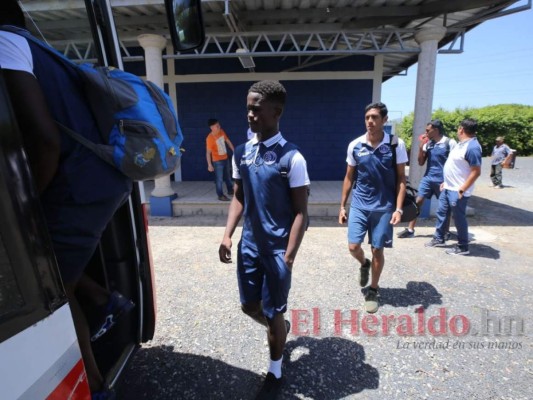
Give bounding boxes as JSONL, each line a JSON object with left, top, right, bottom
{"left": 173, "top": 54, "right": 374, "bottom": 74}
{"left": 176, "top": 79, "right": 373, "bottom": 181}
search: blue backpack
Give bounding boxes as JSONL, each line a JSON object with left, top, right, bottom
{"left": 2, "top": 26, "right": 183, "bottom": 181}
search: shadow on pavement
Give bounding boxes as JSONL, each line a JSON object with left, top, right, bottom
{"left": 469, "top": 195, "right": 533, "bottom": 227}
{"left": 116, "top": 345, "right": 262, "bottom": 399}
{"left": 284, "top": 336, "right": 379, "bottom": 399}
{"left": 468, "top": 243, "right": 500, "bottom": 259}
{"left": 375, "top": 281, "right": 443, "bottom": 310}
{"left": 116, "top": 338, "right": 379, "bottom": 399}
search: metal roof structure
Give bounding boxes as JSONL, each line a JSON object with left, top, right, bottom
{"left": 20, "top": 0, "right": 531, "bottom": 79}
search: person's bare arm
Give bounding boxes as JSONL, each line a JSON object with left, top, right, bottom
{"left": 391, "top": 162, "right": 407, "bottom": 224}
{"left": 206, "top": 148, "right": 214, "bottom": 172}
{"left": 285, "top": 185, "right": 309, "bottom": 268}
{"left": 417, "top": 140, "right": 428, "bottom": 166}
{"left": 458, "top": 166, "right": 482, "bottom": 199}
{"left": 219, "top": 179, "right": 244, "bottom": 263}
{"left": 5, "top": 70, "right": 60, "bottom": 193}
{"left": 339, "top": 165, "right": 356, "bottom": 224}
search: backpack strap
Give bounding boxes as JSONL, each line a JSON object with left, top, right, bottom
{"left": 233, "top": 143, "right": 246, "bottom": 176}
{"left": 0, "top": 25, "right": 75, "bottom": 70}
{"left": 278, "top": 144, "right": 310, "bottom": 230}
{"left": 279, "top": 148, "right": 298, "bottom": 179}
{"left": 54, "top": 121, "right": 116, "bottom": 169}
{"left": 389, "top": 133, "right": 414, "bottom": 189}
{"left": 0, "top": 26, "right": 116, "bottom": 163}
{"left": 390, "top": 133, "right": 398, "bottom": 165}
{"left": 444, "top": 136, "right": 451, "bottom": 156}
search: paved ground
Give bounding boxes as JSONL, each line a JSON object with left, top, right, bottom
{"left": 117, "top": 157, "right": 532, "bottom": 400}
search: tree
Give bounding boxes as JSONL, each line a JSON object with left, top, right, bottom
{"left": 398, "top": 104, "right": 533, "bottom": 156}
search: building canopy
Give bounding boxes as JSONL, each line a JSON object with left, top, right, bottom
{"left": 20, "top": 0, "right": 529, "bottom": 79}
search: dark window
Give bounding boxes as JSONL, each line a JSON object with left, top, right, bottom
{"left": 0, "top": 70, "right": 66, "bottom": 343}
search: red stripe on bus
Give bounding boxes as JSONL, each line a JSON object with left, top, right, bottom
{"left": 143, "top": 202, "right": 158, "bottom": 320}
{"left": 46, "top": 358, "right": 91, "bottom": 400}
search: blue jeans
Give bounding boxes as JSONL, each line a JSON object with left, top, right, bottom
{"left": 213, "top": 159, "right": 233, "bottom": 197}
{"left": 435, "top": 189, "right": 469, "bottom": 248}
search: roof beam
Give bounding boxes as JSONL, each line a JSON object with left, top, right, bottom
{"left": 34, "top": 14, "right": 165, "bottom": 30}
{"left": 22, "top": 0, "right": 165, "bottom": 11}
{"left": 240, "top": 0, "right": 512, "bottom": 23}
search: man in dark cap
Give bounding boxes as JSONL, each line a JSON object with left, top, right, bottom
{"left": 397, "top": 119, "right": 457, "bottom": 239}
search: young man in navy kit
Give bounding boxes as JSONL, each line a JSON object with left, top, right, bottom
{"left": 339, "top": 102, "right": 408, "bottom": 314}
{"left": 219, "top": 80, "right": 309, "bottom": 399}
{"left": 397, "top": 119, "right": 457, "bottom": 239}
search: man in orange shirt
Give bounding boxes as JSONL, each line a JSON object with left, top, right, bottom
{"left": 206, "top": 118, "right": 235, "bottom": 201}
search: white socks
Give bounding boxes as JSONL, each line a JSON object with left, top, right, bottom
{"left": 268, "top": 356, "right": 283, "bottom": 379}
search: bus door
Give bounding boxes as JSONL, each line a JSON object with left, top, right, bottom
{"left": 0, "top": 67, "right": 90, "bottom": 399}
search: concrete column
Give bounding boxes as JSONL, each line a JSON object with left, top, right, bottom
{"left": 372, "top": 55, "right": 384, "bottom": 102}
{"left": 409, "top": 27, "right": 446, "bottom": 191}
{"left": 138, "top": 34, "right": 177, "bottom": 216}
{"left": 165, "top": 43, "right": 182, "bottom": 182}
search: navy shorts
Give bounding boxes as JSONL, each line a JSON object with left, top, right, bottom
{"left": 237, "top": 241, "right": 292, "bottom": 319}
{"left": 348, "top": 207, "right": 393, "bottom": 249}
{"left": 418, "top": 177, "right": 442, "bottom": 200}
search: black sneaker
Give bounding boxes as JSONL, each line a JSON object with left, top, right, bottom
{"left": 444, "top": 232, "right": 457, "bottom": 242}
{"left": 445, "top": 245, "right": 469, "bottom": 255}
{"left": 364, "top": 287, "right": 379, "bottom": 313}
{"left": 425, "top": 238, "right": 446, "bottom": 247}
{"left": 256, "top": 372, "right": 283, "bottom": 400}
{"left": 90, "top": 291, "right": 135, "bottom": 342}
{"left": 397, "top": 228, "right": 414, "bottom": 238}
{"left": 359, "top": 258, "right": 371, "bottom": 287}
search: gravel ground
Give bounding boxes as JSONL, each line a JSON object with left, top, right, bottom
{"left": 117, "top": 157, "right": 533, "bottom": 400}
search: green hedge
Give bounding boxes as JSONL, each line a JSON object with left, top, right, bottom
{"left": 397, "top": 104, "right": 533, "bottom": 156}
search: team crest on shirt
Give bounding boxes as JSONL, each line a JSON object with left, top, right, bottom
{"left": 263, "top": 151, "right": 277, "bottom": 165}
{"left": 378, "top": 144, "right": 391, "bottom": 154}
